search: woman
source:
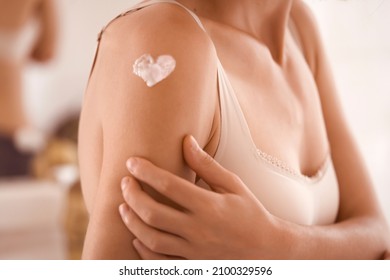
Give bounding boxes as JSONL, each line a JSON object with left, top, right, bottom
{"left": 79, "top": 0, "right": 390, "bottom": 259}
{"left": 0, "top": 0, "right": 57, "bottom": 177}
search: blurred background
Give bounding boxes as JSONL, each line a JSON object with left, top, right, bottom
{"left": 0, "top": 0, "right": 389, "bottom": 259}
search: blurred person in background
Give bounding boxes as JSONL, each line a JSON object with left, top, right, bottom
{"left": 0, "top": 0, "right": 57, "bottom": 177}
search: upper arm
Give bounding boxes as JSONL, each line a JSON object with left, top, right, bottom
{"left": 81, "top": 5, "right": 217, "bottom": 259}
{"left": 292, "top": 1, "right": 384, "bottom": 221}
{"left": 31, "top": 0, "right": 57, "bottom": 62}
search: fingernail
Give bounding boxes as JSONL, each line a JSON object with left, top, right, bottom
{"left": 121, "top": 177, "right": 129, "bottom": 191}
{"left": 119, "top": 204, "right": 129, "bottom": 224}
{"left": 119, "top": 203, "right": 126, "bottom": 216}
{"left": 189, "top": 135, "right": 199, "bottom": 153}
{"left": 127, "top": 158, "right": 138, "bottom": 174}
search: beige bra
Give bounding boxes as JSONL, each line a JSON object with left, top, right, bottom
{"left": 112, "top": 0, "right": 340, "bottom": 226}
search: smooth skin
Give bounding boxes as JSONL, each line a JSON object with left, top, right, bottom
{"left": 79, "top": 0, "right": 390, "bottom": 259}
{"left": 121, "top": 135, "right": 390, "bottom": 259}
{"left": 120, "top": 135, "right": 285, "bottom": 259}
{"left": 80, "top": 3, "right": 218, "bottom": 259}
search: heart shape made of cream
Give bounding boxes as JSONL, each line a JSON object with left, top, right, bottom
{"left": 133, "top": 54, "right": 176, "bottom": 87}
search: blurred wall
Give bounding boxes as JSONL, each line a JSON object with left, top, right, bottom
{"left": 23, "top": 0, "right": 390, "bottom": 223}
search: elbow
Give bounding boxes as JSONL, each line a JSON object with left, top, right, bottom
{"left": 381, "top": 221, "right": 390, "bottom": 259}
{"left": 340, "top": 212, "right": 390, "bottom": 259}
{"left": 365, "top": 214, "right": 390, "bottom": 259}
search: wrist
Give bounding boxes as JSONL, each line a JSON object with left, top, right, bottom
{"left": 248, "top": 212, "right": 297, "bottom": 260}
{"left": 268, "top": 215, "right": 301, "bottom": 260}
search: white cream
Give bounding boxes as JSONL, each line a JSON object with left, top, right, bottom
{"left": 133, "top": 53, "right": 176, "bottom": 87}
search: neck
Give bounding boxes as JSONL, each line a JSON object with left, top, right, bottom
{"left": 177, "top": 0, "right": 294, "bottom": 64}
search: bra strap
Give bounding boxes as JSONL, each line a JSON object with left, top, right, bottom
{"left": 133, "top": 0, "right": 206, "bottom": 31}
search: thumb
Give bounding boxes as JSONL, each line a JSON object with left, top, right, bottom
{"left": 183, "top": 135, "right": 242, "bottom": 194}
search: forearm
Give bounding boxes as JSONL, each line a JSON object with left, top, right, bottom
{"left": 278, "top": 215, "right": 389, "bottom": 259}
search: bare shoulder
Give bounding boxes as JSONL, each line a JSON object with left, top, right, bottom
{"left": 101, "top": 3, "right": 214, "bottom": 59}
{"left": 81, "top": 1, "right": 219, "bottom": 191}
{"left": 90, "top": 2, "right": 218, "bottom": 118}
{"left": 291, "top": 0, "right": 319, "bottom": 27}
{"left": 290, "top": 0, "right": 324, "bottom": 74}
{"left": 86, "top": 2, "right": 219, "bottom": 139}
{"left": 82, "top": 1, "right": 219, "bottom": 203}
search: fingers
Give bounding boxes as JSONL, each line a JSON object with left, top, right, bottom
{"left": 121, "top": 176, "right": 189, "bottom": 236}
{"left": 133, "top": 239, "right": 184, "bottom": 260}
{"left": 183, "top": 135, "right": 244, "bottom": 194}
{"left": 119, "top": 203, "right": 188, "bottom": 257}
{"left": 126, "top": 157, "right": 212, "bottom": 209}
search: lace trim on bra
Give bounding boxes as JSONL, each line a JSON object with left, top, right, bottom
{"left": 254, "top": 147, "right": 331, "bottom": 183}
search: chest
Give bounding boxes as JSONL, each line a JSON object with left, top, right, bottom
{"left": 206, "top": 22, "right": 329, "bottom": 176}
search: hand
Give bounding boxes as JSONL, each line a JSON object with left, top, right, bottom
{"left": 119, "top": 135, "right": 283, "bottom": 259}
